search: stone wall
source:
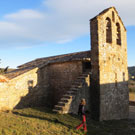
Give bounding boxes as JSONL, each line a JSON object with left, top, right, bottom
{"left": 90, "top": 7, "right": 129, "bottom": 121}
{"left": 0, "top": 68, "right": 38, "bottom": 110}
{"left": 47, "top": 61, "right": 83, "bottom": 106}
{"left": 16, "top": 67, "right": 50, "bottom": 108}
{"left": 90, "top": 18, "right": 100, "bottom": 120}
{"left": 0, "top": 67, "right": 50, "bottom": 111}
{"left": 0, "top": 61, "right": 84, "bottom": 111}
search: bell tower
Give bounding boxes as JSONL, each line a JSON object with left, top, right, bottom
{"left": 90, "top": 7, "right": 129, "bottom": 121}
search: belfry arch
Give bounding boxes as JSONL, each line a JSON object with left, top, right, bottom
{"left": 106, "top": 17, "right": 112, "bottom": 43}
{"left": 116, "top": 22, "right": 121, "bottom": 45}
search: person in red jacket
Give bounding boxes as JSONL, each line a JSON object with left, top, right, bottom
{"left": 76, "top": 98, "right": 87, "bottom": 133}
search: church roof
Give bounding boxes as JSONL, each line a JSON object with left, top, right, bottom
{"left": 18, "top": 50, "right": 91, "bottom": 69}
{"left": 4, "top": 67, "right": 34, "bottom": 80}
{"left": 4, "top": 50, "right": 91, "bottom": 80}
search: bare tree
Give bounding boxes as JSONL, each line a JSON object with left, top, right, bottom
{"left": 0, "top": 59, "right": 9, "bottom": 74}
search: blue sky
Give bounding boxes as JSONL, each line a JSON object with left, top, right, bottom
{"left": 0, "top": 0, "right": 134, "bottom": 68}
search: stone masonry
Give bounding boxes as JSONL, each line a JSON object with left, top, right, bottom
{"left": 0, "top": 68, "right": 38, "bottom": 111}
{"left": 53, "top": 70, "right": 90, "bottom": 114}
{"left": 90, "top": 7, "right": 129, "bottom": 121}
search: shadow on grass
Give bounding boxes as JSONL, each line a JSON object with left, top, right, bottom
{"left": 12, "top": 108, "right": 73, "bottom": 129}
{"left": 12, "top": 107, "right": 135, "bottom": 135}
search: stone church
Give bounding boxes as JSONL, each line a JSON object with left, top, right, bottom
{"left": 0, "top": 7, "right": 129, "bottom": 121}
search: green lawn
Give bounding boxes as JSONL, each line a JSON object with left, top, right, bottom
{"left": 0, "top": 107, "right": 135, "bottom": 135}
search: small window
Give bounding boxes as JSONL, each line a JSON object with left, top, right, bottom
{"left": 106, "top": 17, "right": 112, "bottom": 43}
{"left": 123, "top": 72, "right": 125, "bottom": 81}
{"left": 112, "top": 11, "right": 115, "bottom": 22}
{"left": 116, "top": 23, "right": 121, "bottom": 45}
{"left": 28, "top": 80, "right": 34, "bottom": 89}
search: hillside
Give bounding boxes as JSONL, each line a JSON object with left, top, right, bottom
{"left": 0, "top": 107, "right": 135, "bottom": 135}
{"left": 0, "top": 68, "right": 16, "bottom": 74}
{"left": 128, "top": 66, "right": 135, "bottom": 78}
{"left": 128, "top": 66, "right": 135, "bottom": 92}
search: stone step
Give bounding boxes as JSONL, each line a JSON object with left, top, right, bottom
{"left": 58, "top": 101, "right": 66, "bottom": 106}
{"left": 53, "top": 109, "right": 62, "bottom": 113}
{"left": 82, "top": 72, "right": 90, "bottom": 76}
{"left": 77, "top": 76, "right": 86, "bottom": 80}
{"left": 64, "top": 93, "right": 76, "bottom": 98}
{"left": 71, "top": 87, "right": 79, "bottom": 90}
{"left": 61, "top": 98, "right": 70, "bottom": 103}
{"left": 85, "top": 70, "right": 91, "bottom": 73}
{"left": 79, "top": 75, "right": 88, "bottom": 78}
{"left": 63, "top": 95, "right": 72, "bottom": 99}
{"left": 67, "top": 91, "right": 77, "bottom": 95}
{"left": 71, "top": 85, "right": 82, "bottom": 88}
{"left": 54, "top": 105, "right": 63, "bottom": 110}
{"left": 76, "top": 78, "right": 86, "bottom": 82}
{"left": 70, "top": 88, "right": 78, "bottom": 92}
{"left": 52, "top": 109, "right": 58, "bottom": 112}
{"left": 73, "top": 82, "right": 83, "bottom": 85}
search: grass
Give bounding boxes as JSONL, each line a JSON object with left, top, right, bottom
{"left": 129, "top": 92, "right": 135, "bottom": 101}
{"left": 0, "top": 107, "right": 135, "bottom": 135}
{"left": 0, "top": 107, "right": 83, "bottom": 135}
{"left": 129, "top": 79, "right": 135, "bottom": 101}
{"left": 129, "top": 80, "right": 135, "bottom": 92}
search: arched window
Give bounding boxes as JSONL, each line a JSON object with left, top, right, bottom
{"left": 106, "top": 17, "right": 112, "bottom": 43}
{"left": 116, "top": 23, "right": 121, "bottom": 45}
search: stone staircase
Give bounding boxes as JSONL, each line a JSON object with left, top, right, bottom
{"left": 53, "top": 70, "right": 90, "bottom": 114}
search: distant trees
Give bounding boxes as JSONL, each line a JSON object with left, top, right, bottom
{"left": 128, "top": 66, "right": 135, "bottom": 78}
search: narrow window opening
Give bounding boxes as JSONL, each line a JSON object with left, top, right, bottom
{"left": 112, "top": 11, "right": 115, "bottom": 22}
{"left": 106, "top": 17, "right": 112, "bottom": 43}
{"left": 116, "top": 23, "right": 121, "bottom": 45}
{"left": 123, "top": 72, "right": 125, "bottom": 81}
{"left": 28, "top": 80, "right": 34, "bottom": 89}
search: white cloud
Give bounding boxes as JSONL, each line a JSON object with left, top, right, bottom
{"left": 0, "top": 0, "right": 134, "bottom": 48}
{"left": 5, "top": 10, "right": 45, "bottom": 20}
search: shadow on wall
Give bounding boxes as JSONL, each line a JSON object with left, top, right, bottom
{"left": 69, "top": 77, "right": 90, "bottom": 114}
{"left": 90, "top": 80, "right": 129, "bottom": 121}
{"left": 13, "top": 65, "right": 129, "bottom": 121}
{"left": 14, "top": 61, "right": 85, "bottom": 110}
{"left": 14, "top": 67, "right": 51, "bottom": 109}
{"left": 53, "top": 70, "right": 129, "bottom": 121}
